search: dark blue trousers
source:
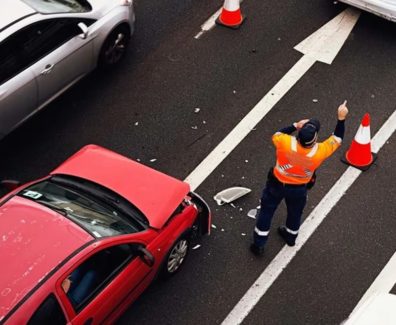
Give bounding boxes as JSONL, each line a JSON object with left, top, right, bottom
{"left": 253, "top": 178, "right": 307, "bottom": 248}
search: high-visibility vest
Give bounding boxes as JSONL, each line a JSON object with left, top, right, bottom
{"left": 272, "top": 132, "right": 342, "bottom": 185}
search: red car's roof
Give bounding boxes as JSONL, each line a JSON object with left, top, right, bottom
{"left": 51, "top": 145, "right": 190, "bottom": 229}
{"left": 0, "top": 196, "right": 93, "bottom": 320}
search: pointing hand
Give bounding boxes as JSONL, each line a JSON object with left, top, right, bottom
{"left": 338, "top": 100, "right": 348, "bottom": 120}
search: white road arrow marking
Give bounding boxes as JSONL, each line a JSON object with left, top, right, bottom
{"left": 185, "top": 8, "right": 361, "bottom": 191}
{"left": 295, "top": 8, "right": 360, "bottom": 64}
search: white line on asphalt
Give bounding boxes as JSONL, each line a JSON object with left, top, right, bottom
{"left": 194, "top": 7, "right": 222, "bottom": 39}
{"left": 349, "top": 251, "right": 396, "bottom": 317}
{"left": 186, "top": 8, "right": 360, "bottom": 191}
{"left": 221, "top": 110, "right": 396, "bottom": 325}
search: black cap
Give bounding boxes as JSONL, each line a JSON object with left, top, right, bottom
{"left": 298, "top": 119, "right": 320, "bottom": 147}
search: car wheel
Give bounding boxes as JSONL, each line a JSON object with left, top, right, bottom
{"left": 160, "top": 234, "right": 190, "bottom": 278}
{"left": 99, "top": 25, "right": 130, "bottom": 67}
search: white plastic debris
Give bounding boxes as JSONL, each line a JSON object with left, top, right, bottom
{"left": 194, "top": 108, "right": 201, "bottom": 113}
{"left": 211, "top": 224, "right": 217, "bottom": 229}
{"left": 241, "top": 233, "right": 246, "bottom": 236}
{"left": 247, "top": 209, "right": 257, "bottom": 219}
{"left": 230, "top": 203, "right": 236, "bottom": 208}
{"left": 233, "top": 90, "right": 237, "bottom": 94}
{"left": 134, "top": 122, "right": 139, "bottom": 126}
{"left": 150, "top": 158, "right": 157, "bottom": 162}
{"left": 213, "top": 187, "right": 252, "bottom": 206}
{"left": 191, "top": 126, "right": 198, "bottom": 130}
{"left": 312, "top": 99, "right": 319, "bottom": 103}
{"left": 221, "top": 228, "right": 225, "bottom": 232}
{"left": 239, "top": 208, "right": 243, "bottom": 211}
{"left": 192, "top": 244, "right": 201, "bottom": 250}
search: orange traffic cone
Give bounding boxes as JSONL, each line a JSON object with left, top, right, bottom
{"left": 216, "top": 0, "right": 245, "bottom": 29}
{"left": 341, "top": 113, "right": 377, "bottom": 171}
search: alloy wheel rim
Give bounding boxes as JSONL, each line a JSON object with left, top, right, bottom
{"left": 167, "top": 240, "right": 188, "bottom": 273}
{"left": 105, "top": 33, "right": 126, "bottom": 65}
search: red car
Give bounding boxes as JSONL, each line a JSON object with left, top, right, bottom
{"left": 0, "top": 145, "right": 210, "bottom": 325}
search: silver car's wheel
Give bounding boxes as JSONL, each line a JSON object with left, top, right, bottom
{"left": 99, "top": 26, "right": 130, "bottom": 67}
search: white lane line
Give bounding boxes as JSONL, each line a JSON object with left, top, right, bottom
{"left": 221, "top": 110, "right": 396, "bottom": 325}
{"left": 194, "top": 7, "right": 222, "bottom": 39}
{"left": 349, "top": 252, "right": 396, "bottom": 317}
{"left": 186, "top": 8, "right": 360, "bottom": 191}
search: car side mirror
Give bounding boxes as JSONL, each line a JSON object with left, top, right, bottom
{"left": 78, "top": 22, "right": 88, "bottom": 39}
{"left": 0, "top": 180, "right": 21, "bottom": 192}
{"left": 137, "top": 246, "right": 155, "bottom": 267}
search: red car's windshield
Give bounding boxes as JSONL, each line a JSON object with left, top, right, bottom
{"left": 18, "top": 179, "right": 146, "bottom": 238}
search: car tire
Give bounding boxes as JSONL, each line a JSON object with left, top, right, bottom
{"left": 99, "top": 25, "right": 130, "bottom": 67}
{"left": 160, "top": 233, "right": 190, "bottom": 279}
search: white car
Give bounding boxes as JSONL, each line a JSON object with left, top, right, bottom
{"left": 339, "top": 0, "right": 396, "bottom": 22}
{"left": 0, "top": 0, "right": 135, "bottom": 140}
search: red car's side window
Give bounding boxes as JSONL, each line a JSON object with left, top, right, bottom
{"left": 27, "top": 293, "right": 66, "bottom": 325}
{"left": 61, "top": 244, "right": 136, "bottom": 312}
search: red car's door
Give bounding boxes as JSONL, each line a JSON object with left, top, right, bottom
{"left": 57, "top": 243, "right": 155, "bottom": 325}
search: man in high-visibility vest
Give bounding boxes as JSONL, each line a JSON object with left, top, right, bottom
{"left": 250, "top": 101, "right": 349, "bottom": 256}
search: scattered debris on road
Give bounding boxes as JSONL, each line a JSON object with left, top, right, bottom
{"left": 213, "top": 187, "right": 251, "bottom": 205}
{"left": 247, "top": 209, "right": 257, "bottom": 219}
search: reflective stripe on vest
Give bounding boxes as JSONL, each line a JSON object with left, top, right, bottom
{"left": 275, "top": 137, "right": 317, "bottom": 181}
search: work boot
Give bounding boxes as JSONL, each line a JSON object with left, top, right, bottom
{"left": 250, "top": 243, "right": 265, "bottom": 256}
{"left": 277, "top": 226, "right": 295, "bottom": 247}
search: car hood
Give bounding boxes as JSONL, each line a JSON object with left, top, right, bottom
{"left": 51, "top": 145, "right": 190, "bottom": 229}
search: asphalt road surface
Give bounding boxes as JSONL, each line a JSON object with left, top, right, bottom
{"left": 1, "top": 0, "right": 395, "bottom": 324}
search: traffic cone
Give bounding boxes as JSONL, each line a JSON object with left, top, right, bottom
{"left": 341, "top": 113, "right": 377, "bottom": 171}
{"left": 216, "top": 0, "right": 245, "bottom": 29}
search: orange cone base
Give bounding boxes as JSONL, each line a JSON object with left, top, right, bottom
{"left": 341, "top": 152, "right": 377, "bottom": 171}
{"left": 215, "top": 15, "right": 245, "bottom": 29}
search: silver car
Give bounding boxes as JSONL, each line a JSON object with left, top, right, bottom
{"left": 0, "top": 0, "right": 135, "bottom": 139}
{"left": 339, "top": 0, "right": 396, "bottom": 22}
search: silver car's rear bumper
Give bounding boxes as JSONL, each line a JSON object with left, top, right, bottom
{"left": 340, "top": 0, "right": 396, "bottom": 22}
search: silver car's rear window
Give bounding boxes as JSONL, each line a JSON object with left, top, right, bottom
{"left": 21, "top": 0, "right": 91, "bottom": 14}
